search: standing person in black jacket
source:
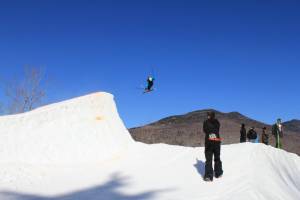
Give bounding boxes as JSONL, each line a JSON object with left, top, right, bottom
{"left": 240, "top": 123, "right": 247, "bottom": 143}
{"left": 261, "top": 127, "right": 269, "bottom": 145}
{"left": 203, "top": 111, "right": 223, "bottom": 181}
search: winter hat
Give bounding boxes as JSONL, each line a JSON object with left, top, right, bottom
{"left": 207, "top": 111, "right": 215, "bottom": 119}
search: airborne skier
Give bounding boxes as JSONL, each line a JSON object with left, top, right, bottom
{"left": 144, "top": 76, "right": 155, "bottom": 93}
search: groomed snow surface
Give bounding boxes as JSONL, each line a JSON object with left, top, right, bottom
{"left": 0, "top": 92, "right": 299, "bottom": 200}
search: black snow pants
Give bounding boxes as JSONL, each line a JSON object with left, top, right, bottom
{"left": 204, "top": 141, "right": 223, "bottom": 179}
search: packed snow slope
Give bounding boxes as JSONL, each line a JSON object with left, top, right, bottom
{"left": 0, "top": 92, "right": 133, "bottom": 164}
{"left": 0, "top": 92, "right": 299, "bottom": 200}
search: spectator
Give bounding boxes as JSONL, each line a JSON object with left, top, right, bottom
{"left": 203, "top": 111, "right": 223, "bottom": 181}
{"left": 247, "top": 127, "right": 257, "bottom": 143}
{"left": 240, "top": 123, "right": 247, "bottom": 143}
{"left": 272, "top": 118, "right": 283, "bottom": 148}
{"left": 261, "top": 127, "right": 269, "bottom": 145}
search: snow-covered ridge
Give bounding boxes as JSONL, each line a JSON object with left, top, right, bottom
{"left": 0, "top": 92, "right": 133, "bottom": 164}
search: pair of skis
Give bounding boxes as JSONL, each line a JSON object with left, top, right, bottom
{"left": 137, "top": 85, "right": 155, "bottom": 94}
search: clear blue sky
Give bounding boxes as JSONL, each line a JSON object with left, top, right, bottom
{"left": 0, "top": 0, "right": 299, "bottom": 128}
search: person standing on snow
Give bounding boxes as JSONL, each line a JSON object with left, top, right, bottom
{"left": 247, "top": 127, "right": 257, "bottom": 143}
{"left": 272, "top": 118, "right": 283, "bottom": 148}
{"left": 203, "top": 111, "right": 223, "bottom": 181}
{"left": 261, "top": 127, "right": 269, "bottom": 145}
{"left": 240, "top": 123, "right": 247, "bottom": 143}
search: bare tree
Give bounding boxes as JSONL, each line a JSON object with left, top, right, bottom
{"left": 4, "top": 66, "right": 46, "bottom": 114}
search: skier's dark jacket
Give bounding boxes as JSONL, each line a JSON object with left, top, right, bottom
{"left": 146, "top": 78, "right": 155, "bottom": 90}
{"left": 247, "top": 129, "right": 257, "bottom": 140}
{"left": 272, "top": 124, "right": 283, "bottom": 138}
{"left": 147, "top": 77, "right": 155, "bottom": 85}
{"left": 203, "top": 118, "right": 221, "bottom": 143}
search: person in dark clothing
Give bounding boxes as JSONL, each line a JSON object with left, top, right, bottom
{"left": 247, "top": 127, "right": 257, "bottom": 143}
{"left": 261, "top": 127, "right": 269, "bottom": 145}
{"left": 272, "top": 118, "right": 283, "bottom": 148}
{"left": 145, "top": 76, "right": 155, "bottom": 92}
{"left": 203, "top": 111, "right": 223, "bottom": 181}
{"left": 240, "top": 123, "right": 247, "bottom": 143}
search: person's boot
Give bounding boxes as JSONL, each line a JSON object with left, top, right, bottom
{"left": 215, "top": 173, "right": 223, "bottom": 178}
{"left": 204, "top": 175, "right": 213, "bottom": 182}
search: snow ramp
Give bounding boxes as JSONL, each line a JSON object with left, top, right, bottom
{"left": 0, "top": 92, "right": 299, "bottom": 200}
{"left": 0, "top": 92, "right": 133, "bottom": 164}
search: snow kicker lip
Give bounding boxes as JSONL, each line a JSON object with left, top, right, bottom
{"left": 0, "top": 92, "right": 133, "bottom": 164}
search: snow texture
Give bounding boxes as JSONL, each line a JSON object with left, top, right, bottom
{"left": 0, "top": 92, "right": 299, "bottom": 200}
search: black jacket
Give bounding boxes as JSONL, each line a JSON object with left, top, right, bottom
{"left": 240, "top": 127, "right": 247, "bottom": 142}
{"left": 203, "top": 118, "right": 221, "bottom": 142}
{"left": 247, "top": 129, "right": 257, "bottom": 140}
{"left": 261, "top": 131, "right": 269, "bottom": 144}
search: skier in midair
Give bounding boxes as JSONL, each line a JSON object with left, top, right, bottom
{"left": 203, "top": 111, "right": 223, "bottom": 181}
{"left": 145, "top": 76, "right": 155, "bottom": 92}
{"left": 272, "top": 118, "right": 283, "bottom": 148}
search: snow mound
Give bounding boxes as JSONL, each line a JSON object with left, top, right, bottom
{"left": 0, "top": 92, "right": 133, "bottom": 164}
{"left": 0, "top": 92, "right": 299, "bottom": 200}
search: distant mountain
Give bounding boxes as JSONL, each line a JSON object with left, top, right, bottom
{"left": 129, "top": 109, "right": 300, "bottom": 155}
{"left": 283, "top": 120, "right": 300, "bottom": 133}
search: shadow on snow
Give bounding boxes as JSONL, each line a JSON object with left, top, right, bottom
{"left": 193, "top": 158, "right": 205, "bottom": 178}
{"left": 0, "top": 173, "right": 172, "bottom": 200}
